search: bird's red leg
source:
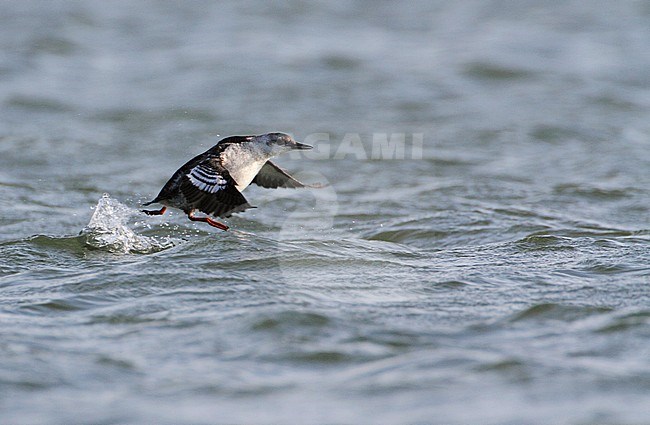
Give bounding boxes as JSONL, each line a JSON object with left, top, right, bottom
{"left": 206, "top": 217, "right": 229, "bottom": 231}
{"left": 142, "top": 207, "right": 167, "bottom": 215}
{"left": 187, "top": 211, "right": 229, "bottom": 231}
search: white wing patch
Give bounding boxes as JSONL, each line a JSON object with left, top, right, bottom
{"left": 187, "top": 164, "right": 228, "bottom": 193}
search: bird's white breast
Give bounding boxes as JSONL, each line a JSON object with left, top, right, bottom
{"left": 220, "top": 144, "right": 268, "bottom": 192}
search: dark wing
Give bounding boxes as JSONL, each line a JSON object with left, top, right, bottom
{"left": 179, "top": 160, "right": 253, "bottom": 218}
{"left": 252, "top": 161, "right": 318, "bottom": 189}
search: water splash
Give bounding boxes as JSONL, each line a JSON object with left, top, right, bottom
{"left": 81, "top": 193, "right": 174, "bottom": 254}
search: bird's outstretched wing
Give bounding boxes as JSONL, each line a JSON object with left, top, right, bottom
{"left": 252, "top": 161, "right": 319, "bottom": 189}
{"left": 179, "top": 159, "right": 253, "bottom": 218}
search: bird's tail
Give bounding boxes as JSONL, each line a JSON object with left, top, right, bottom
{"left": 142, "top": 198, "right": 158, "bottom": 206}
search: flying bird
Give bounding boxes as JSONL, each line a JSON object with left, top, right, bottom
{"left": 142, "top": 133, "right": 317, "bottom": 230}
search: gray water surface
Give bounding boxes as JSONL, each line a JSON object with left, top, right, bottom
{"left": 1, "top": 1, "right": 650, "bottom": 424}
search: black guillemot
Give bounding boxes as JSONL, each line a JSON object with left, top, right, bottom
{"left": 142, "top": 133, "right": 317, "bottom": 230}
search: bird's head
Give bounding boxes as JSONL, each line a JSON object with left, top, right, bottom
{"left": 252, "top": 133, "right": 313, "bottom": 156}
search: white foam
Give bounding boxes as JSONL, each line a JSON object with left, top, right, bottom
{"left": 81, "top": 193, "right": 174, "bottom": 254}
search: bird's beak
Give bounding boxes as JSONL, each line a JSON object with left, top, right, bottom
{"left": 293, "top": 142, "right": 313, "bottom": 150}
